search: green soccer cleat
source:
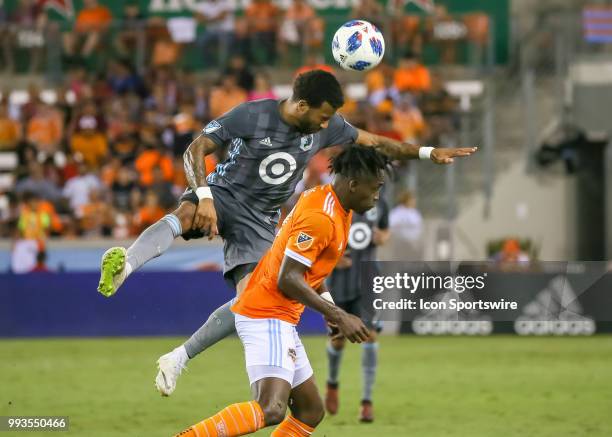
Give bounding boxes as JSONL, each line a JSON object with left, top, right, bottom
{"left": 97, "top": 247, "right": 127, "bottom": 297}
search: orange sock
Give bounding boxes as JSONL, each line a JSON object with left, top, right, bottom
{"left": 175, "top": 401, "right": 264, "bottom": 437}
{"left": 270, "top": 415, "right": 315, "bottom": 437}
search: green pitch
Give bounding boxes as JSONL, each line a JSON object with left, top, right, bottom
{"left": 1, "top": 336, "right": 611, "bottom": 436}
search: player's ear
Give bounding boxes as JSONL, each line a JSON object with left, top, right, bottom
{"left": 348, "top": 179, "right": 358, "bottom": 192}
{"left": 296, "top": 100, "right": 310, "bottom": 114}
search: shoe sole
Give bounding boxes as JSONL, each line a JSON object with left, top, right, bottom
{"left": 97, "top": 247, "right": 126, "bottom": 297}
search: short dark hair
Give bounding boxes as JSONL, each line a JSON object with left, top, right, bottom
{"left": 292, "top": 70, "right": 344, "bottom": 109}
{"left": 330, "top": 146, "right": 389, "bottom": 179}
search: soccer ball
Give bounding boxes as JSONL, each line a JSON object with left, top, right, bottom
{"left": 332, "top": 20, "right": 385, "bottom": 72}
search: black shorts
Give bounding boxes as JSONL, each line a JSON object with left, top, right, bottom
{"left": 179, "top": 185, "right": 278, "bottom": 288}
{"left": 336, "top": 297, "right": 382, "bottom": 332}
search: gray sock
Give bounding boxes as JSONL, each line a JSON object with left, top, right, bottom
{"left": 183, "top": 300, "right": 236, "bottom": 359}
{"left": 327, "top": 343, "right": 343, "bottom": 385}
{"left": 126, "top": 214, "right": 182, "bottom": 273}
{"left": 362, "top": 342, "right": 378, "bottom": 402}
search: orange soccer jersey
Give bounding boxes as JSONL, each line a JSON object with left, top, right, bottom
{"left": 232, "top": 184, "right": 352, "bottom": 325}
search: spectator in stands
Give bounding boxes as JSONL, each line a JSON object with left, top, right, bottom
{"left": 420, "top": 72, "right": 457, "bottom": 143}
{"left": 365, "top": 60, "right": 395, "bottom": 96}
{"left": 63, "top": 0, "right": 113, "bottom": 58}
{"left": 394, "top": 51, "right": 431, "bottom": 95}
{"left": 248, "top": 72, "right": 277, "bottom": 101}
{"left": 15, "top": 161, "right": 62, "bottom": 204}
{"left": 26, "top": 102, "right": 63, "bottom": 157}
{"left": 492, "top": 238, "right": 531, "bottom": 266}
{"left": 134, "top": 143, "right": 174, "bottom": 187}
{"left": 150, "top": 166, "right": 176, "bottom": 210}
{"left": 368, "top": 67, "right": 401, "bottom": 114}
{"left": 107, "top": 59, "right": 147, "bottom": 97}
{"left": 350, "top": 0, "right": 385, "bottom": 29}
{"left": 337, "top": 84, "right": 365, "bottom": 127}
{"left": 62, "top": 160, "right": 102, "bottom": 216}
{"left": 172, "top": 103, "right": 197, "bottom": 157}
{"left": 392, "top": 94, "right": 427, "bottom": 143}
{"left": 111, "top": 164, "right": 138, "bottom": 212}
{"left": 78, "top": 189, "right": 113, "bottom": 236}
{"left": 209, "top": 74, "right": 247, "bottom": 119}
{"left": 70, "top": 115, "right": 108, "bottom": 169}
{"left": 133, "top": 190, "right": 165, "bottom": 234}
{"left": 0, "top": 101, "right": 22, "bottom": 150}
{"left": 6, "top": 0, "right": 47, "bottom": 73}
{"left": 66, "top": 62, "right": 90, "bottom": 102}
{"left": 370, "top": 112, "right": 402, "bottom": 142}
{"left": 245, "top": 0, "right": 280, "bottom": 65}
{"left": 114, "top": 1, "right": 146, "bottom": 58}
{"left": 424, "top": 4, "right": 464, "bottom": 64}
{"left": 294, "top": 54, "right": 334, "bottom": 77}
{"left": 193, "top": 0, "right": 235, "bottom": 69}
{"left": 279, "top": 0, "right": 324, "bottom": 65}
{"left": 223, "top": 54, "right": 254, "bottom": 92}
{"left": 389, "top": 191, "right": 423, "bottom": 258}
{"left": 388, "top": 0, "right": 423, "bottom": 58}
{"left": 17, "top": 191, "right": 51, "bottom": 242}
{"left": 193, "top": 84, "right": 209, "bottom": 120}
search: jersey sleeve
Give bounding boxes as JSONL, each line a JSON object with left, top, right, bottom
{"left": 201, "top": 103, "right": 251, "bottom": 147}
{"left": 320, "top": 114, "right": 358, "bottom": 148}
{"left": 284, "top": 212, "right": 335, "bottom": 268}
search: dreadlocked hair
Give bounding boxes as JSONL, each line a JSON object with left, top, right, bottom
{"left": 330, "top": 146, "right": 390, "bottom": 179}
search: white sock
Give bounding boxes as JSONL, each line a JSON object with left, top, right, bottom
{"left": 124, "top": 261, "right": 133, "bottom": 278}
{"left": 175, "top": 344, "right": 190, "bottom": 364}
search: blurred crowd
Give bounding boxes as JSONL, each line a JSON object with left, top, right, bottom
{"left": 0, "top": 0, "right": 481, "bottom": 273}
{"left": 0, "top": 0, "right": 491, "bottom": 73}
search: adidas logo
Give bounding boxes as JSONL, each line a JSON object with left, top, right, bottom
{"left": 259, "top": 137, "right": 273, "bottom": 147}
{"left": 412, "top": 290, "right": 493, "bottom": 336}
{"left": 514, "top": 275, "right": 595, "bottom": 335}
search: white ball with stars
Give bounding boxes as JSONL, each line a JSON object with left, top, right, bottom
{"left": 332, "top": 20, "right": 385, "bottom": 72}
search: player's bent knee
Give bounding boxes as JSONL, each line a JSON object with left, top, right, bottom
{"left": 174, "top": 202, "right": 196, "bottom": 231}
{"left": 259, "top": 400, "right": 288, "bottom": 426}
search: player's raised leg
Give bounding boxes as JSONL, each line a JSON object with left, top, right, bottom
{"left": 97, "top": 201, "right": 195, "bottom": 297}
{"left": 155, "top": 268, "right": 253, "bottom": 396}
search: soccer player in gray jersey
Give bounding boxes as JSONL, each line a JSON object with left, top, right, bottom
{"left": 96, "top": 70, "right": 477, "bottom": 396}
{"left": 324, "top": 197, "right": 390, "bottom": 423}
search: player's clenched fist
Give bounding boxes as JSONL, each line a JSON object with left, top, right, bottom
{"left": 193, "top": 198, "right": 219, "bottom": 240}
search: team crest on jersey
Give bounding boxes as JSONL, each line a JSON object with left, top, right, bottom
{"left": 296, "top": 232, "right": 314, "bottom": 250}
{"left": 300, "top": 135, "right": 314, "bottom": 151}
{"left": 288, "top": 348, "right": 297, "bottom": 363}
{"left": 204, "top": 120, "right": 222, "bottom": 134}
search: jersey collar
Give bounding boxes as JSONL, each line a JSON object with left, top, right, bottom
{"left": 326, "top": 184, "right": 349, "bottom": 217}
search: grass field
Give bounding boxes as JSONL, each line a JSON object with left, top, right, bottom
{"left": 1, "top": 336, "right": 611, "bottom": 436}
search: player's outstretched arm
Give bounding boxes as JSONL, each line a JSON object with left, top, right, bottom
{"left": 278, "top": 256, "right": 370, "bottom": 343}
{"left": 183, "top": 134, "right": 220, "bottom": 237}
{"left": 355, "top": 128, "right": 478, "bottom": 164}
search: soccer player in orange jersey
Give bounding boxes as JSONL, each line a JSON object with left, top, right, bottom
{"left": 175, "top": 146, "right": 388, "bottom": 437}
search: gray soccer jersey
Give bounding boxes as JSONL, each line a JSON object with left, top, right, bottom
{"left": 203, "top": 99, "right": 358, "bottom": 216}
{"left": 328, "top": 198, "right": 389, "bottom": 303}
